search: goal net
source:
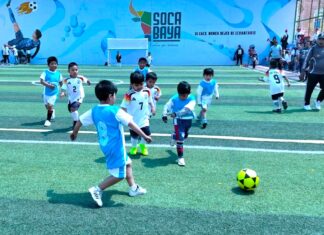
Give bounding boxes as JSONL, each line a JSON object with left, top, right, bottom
{"left": 107, "top": 38, "right": 149, "bottom": 66}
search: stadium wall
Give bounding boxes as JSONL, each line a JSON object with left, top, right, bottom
{"left": 0, "top": 0, "right": 296, "bottom": 65}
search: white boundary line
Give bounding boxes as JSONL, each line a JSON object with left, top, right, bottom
{"left": 0, "top": 128, "right": 324, "bottom": 145}
{"left": 0, "top": 139, "right": 323, "bottom": 155}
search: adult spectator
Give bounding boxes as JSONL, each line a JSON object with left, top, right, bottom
{"left": 281, "top": 29, "right": 289, "bottom": 52}
{"left": 300, "top": 33, "right": 324, "bottom": 110}
{"left": 269, "top": 37, "right": 283, "bottom": 70}
{"left": 234, "top": 45, "right": 244, "bottom": 66}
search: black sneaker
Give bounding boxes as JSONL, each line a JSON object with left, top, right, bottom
{"left": 202, "top": 123, "right": 207, "bottom": 129}
{"left": 6, "top": 0, "right": 11, "bottom": 7}
{"left": 282, "top": 101, "right": 288, "bottom": 110}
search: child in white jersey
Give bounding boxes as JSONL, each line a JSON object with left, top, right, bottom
{"left": 259, "top": 60, "right": 290, "bottom": 112}
{"left": 145, "top": 72, "right": 161, "bottom": 117}
{"left": 71, "top": 80, "right": 151, "bottom": 207}
{"left": 61, "top": 62, "right": 91, "bottom": 128}
{"left": 121, "top": 72, "right": 155, "bottom": 156}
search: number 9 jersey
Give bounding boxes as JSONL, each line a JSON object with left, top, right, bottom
{"left": 263, "top": 69, "right": 285, "bottom": 95}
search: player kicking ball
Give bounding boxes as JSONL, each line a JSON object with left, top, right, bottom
{"left": 259, "top": 60, "right": 290, "bottom": 113}
{"left": 61, "top": 62, "right": 91, "bottom": 129}
{"left": 71, "top": 80, "right": 151, "bottom": 207}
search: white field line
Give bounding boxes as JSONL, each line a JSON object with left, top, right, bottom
{"left": 0, "top": 139, "right": 323, "bottom": 155}
{"left": 0, "top": 127, "right": 323, "bottom": 145}
{"left": 0, "top": 80, "right": 307, "bottom": 87}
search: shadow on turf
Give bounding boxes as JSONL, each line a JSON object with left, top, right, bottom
{"left": 47, "top": 189, "right": 126, "bottom": 208}
{"left": 245, "top": 108, "right": 313, "bottom": 115}
{"left": 141, "top": 150, "right": 177, "bottom": 168}
{"left": 21, "top": 120, "right": 45, "bottom": 126}
{"left": 231, "top": 187, "right": 255, "bottom": 196}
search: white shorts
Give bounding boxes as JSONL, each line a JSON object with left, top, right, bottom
{"left": 109, "top": 157, "right": 132, "bottom": 179}
{"left": 43, "top": 94, "right": 58, "bottom": 106}
{"left": 201, "top": 96, "right": 212, "bottom": 109}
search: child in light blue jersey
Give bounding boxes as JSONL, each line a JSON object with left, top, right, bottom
{"left": 71, "top": 80, "right": 152, "bottom": 207}
{"left": 162, "top": 81, "right": 196, "bottom": 166}
{"left": 197, "top": 68, "right": 219, "bottom": 129}
{"left": 40, "top": 56, "right": 63, "bottom": 127}
{"left": 134, "top": 57, "right": 151, "bottom": 79}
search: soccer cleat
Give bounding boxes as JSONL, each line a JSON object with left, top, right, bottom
{"left": 177, "top": 157, "right": 186, "bottom": 166}
{"left": 314, "top": 100, "right": 321, "bottom": 110}
{"left": 88, "top": 186, "right": 103, "bottom": 207}
{"left": 139, "top": 143, "right": 148, "bottom": 156}
{"left": 129, "top": 185, "right": 147, "bottom": 197}
{"left": 44, "top": 120, "right": 51, "bottom": 127}
{"left": 304, "top": 105, "right": 312, "bottom": 111}
{"left": 6, "top": 0, "right": 11, "bottom": 7}
{"left": 282, "top": 101, "right": 288, "bottom": 110}
{"left": 272, "top": 109, "right": 282, "bottom": 113}
{"left": 129, "top": 147, "right": 138, "bottom": 155}
{"left": 201, "top": 123, "right": 207, "bottom": 129}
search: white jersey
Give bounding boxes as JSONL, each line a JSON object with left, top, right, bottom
{"left": 146, "top": 85, "right": 161, "bottom": 108}
{"left": 120, "top": 88, "right": 153, "bottom": 128}
{"left": 263, "top": 69, "right": 285, "bottom": 95}
{"left": 62, "top": 76, "right": 88, "bottom": 103}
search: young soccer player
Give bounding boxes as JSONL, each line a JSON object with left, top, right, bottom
{"left": 145, "top": 72, "right": 162, "bottom": 116}
{"left": 121, "top": 72, "right": 155, "bottom": 156}
{"left": 162, "top": 81, "right": 196, "bottom": 166}
{"left": 196, "top": 68, "right": 219, "bottom": 129}
{"left": 71, "top": 80, "right": 151, "bottom": 207}
{"left": 60, "top": 62, "right": 91, "bottom": 128}
{"left": 259, "top": 60, "right": 290, "bottom": 113}
{"left": 134, "top": 57, "right": 151, "bottom": 78}
{"left": 40, "top": 56, "right": 63, "bottom": 127}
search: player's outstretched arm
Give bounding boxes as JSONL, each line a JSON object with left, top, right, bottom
{"left": 283, "top": 76, "right": 291, "bottom": 87}
{"left": 128, "top": 121, "right": 152, "bottom": 143}
{"left": 70, "top": 121, "right": 82, "bottom": 141}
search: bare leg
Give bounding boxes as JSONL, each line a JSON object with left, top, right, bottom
{"left": 125, "top": 164, "right": 136, "bottom": 187}
{"left": 98, "top": 176, "right": 122, "bottom": 191}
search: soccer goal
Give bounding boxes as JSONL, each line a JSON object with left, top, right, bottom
{"left": 107, "top": 38, "right": 149, "bottom": 66}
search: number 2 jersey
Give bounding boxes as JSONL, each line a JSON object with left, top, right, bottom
{"left": 120, "top": 88, "right": 153, "bottom": 128}
{"left": 61, "top": 76, "right": 88, "bottom": 103}
{"left": 263, "top": 69, "right": 286, "bottom": 95}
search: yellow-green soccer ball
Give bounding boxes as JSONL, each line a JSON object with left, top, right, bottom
{"left": 237, "top": 168, "right": 260, "bottom": 191}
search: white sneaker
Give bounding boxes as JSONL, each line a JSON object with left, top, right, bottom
{"left": 304, "top": 105, "right": 312, "bottom": 111}
{"left": 177, "top": 158, "right": 186, "bottom": 166}
{"left": 129, "top": 185, "right": 147, "bottom": 197}
{"left": 88, "top": 186, "right": 103, "bottom": 207}
{"left": 44, "top": 120, "right": 51, "bottom": 127}
{"left": 314, "top": 100, "right": 321, "bottom": 110}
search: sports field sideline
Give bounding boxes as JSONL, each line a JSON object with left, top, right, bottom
{"left": 0, "top": 65, "right": 323, "bottom": 234}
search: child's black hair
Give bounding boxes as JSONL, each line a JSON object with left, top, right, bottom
{"left": 177, "top": 81, "right": 191, "bottom": 95}
{"left": 47, "top": 56, "right": 58, "bottom": 65}
{"left": 146, "top": 72, "right": 157, "bottom": 81}
{"left": 269, "top": 60, "right": 278, "bottom": 69}
{"left": 68, "top": 62, "right": 78, "bottom": 70}
{"left": 95, "top": 80, "right": 118, "bottom": 101}
{"left": 130, "top": 71, "right": 144, "bottom": 84}
{"left": 203, "top": 68, "right": 214, "bottom": 76}
{"left": 138, "top": 57, "right": 148, "bottom": 64}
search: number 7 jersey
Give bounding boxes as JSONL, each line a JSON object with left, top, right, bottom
{"left": 264, "top": 69, "right": 285, "bottom": 95}
{"left": 120, "top": 88, "right": 153, "bottom": 128}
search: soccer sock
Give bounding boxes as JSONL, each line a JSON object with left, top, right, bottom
{"left": 140, "top": 138, "right": 147, "bottom": 145}
{"left": 8, "top": 7, "right": 16, "bottom": 23}
{"left": 176, "top": 142, "right": 184, "bottom": 157}
{"left": 71, "top": 111, "right": 79, "bottom": 121}
{"left": 131, "top": 137, "right": 138, "bottom": 147}
{"left": 47, "top": 110, "right": 53, "bottom": 121}
{"left": 273, "top": 100, "right": 279, "bottom": 110}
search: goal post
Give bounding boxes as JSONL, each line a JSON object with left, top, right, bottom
{"left": 107, "top": 38, "right": 149, "bottom": 66}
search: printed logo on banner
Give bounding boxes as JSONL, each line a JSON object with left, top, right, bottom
{"left": 129, "top": 0, "right": 181, "bottom": 42}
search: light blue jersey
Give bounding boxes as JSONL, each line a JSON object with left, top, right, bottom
{"left": 134, "top": 66, "right": 150, "bottom": 78}
{"left": 163, "top": 94, "right": 196, "bottom": 119}
{"left": 199, "top": 79, "right": 217, "bottom": 96}
{"left": 40, "top": 69, "right": 62, "bottom": 96}
{"left": 80, "top": 105, "right": 132, "bottom": 169}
